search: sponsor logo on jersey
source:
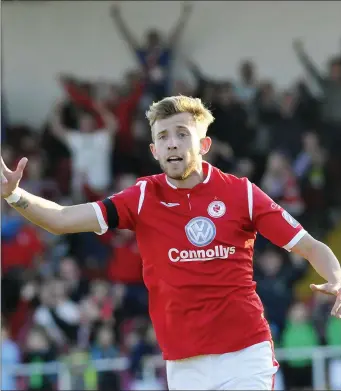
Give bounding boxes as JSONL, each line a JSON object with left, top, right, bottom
{"left": 185, "top": 217, "right": 216, "bottom": 247}
{"left": 207, "top": 200, "right": 226, "bottom": 218}
{"left": 168, "top": 245, "right": 236, "bottom": 262}
{"left": 282, "top": 210, "right": 299, "bottom": 228}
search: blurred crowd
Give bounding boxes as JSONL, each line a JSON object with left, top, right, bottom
{"left": 2, "top": 3, "right": 341, "bottom": 390}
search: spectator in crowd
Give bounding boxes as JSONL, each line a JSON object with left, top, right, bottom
{"left": 1, "top": 320, "right": 20, "bottom": 391}
{"left": 185, "top": 58, "right": 218, "bottom": 106}
{"left": 78, "top": 279, "right": 115, "bottom": 347}
{"left": 49, "top": 100, "right": 117, "bottom": 202}
{"left": 293, "top": 79, "right": 320, "bottom": 130}
{"left": 110, "top": 2, "right": 193, "bottom": 100}
{"left": 59, "top": 72, "right": 145, "bottom": 175}
{"left": 99, "top": 225, "right": 142, "bottom": 282}
{"left": 209, "top": 82, "right": 254, "bottom": 172}
{"left": 269, "top": 90, "right": 306, "bottom": 158}
{"left": 311, "top": 293, "right": 335, "bottom": 345}
{"left": 281, "top": 302, "right": 320, "bottom": 390}
{"left": 260, "top": 151, "right": 305, "bottom": 217}
{"left": 254, "top": 246, "right": 308, "bottom": 340}
{"left": 2, "top": 201, "right": 45, "bottom": 275}
{"left": 128, "top": 321, "right": 160, "bottom": 381}
{"left": 81, "top": 280, "right": 114, "bottom": 325}
{"left": 63, "top": 347, "right": 98, "bottom": 390}
{"left": 294, "top": 39, "right": 341, "bottom": 121}
{"left": 59, "top": 257, "right": 90, "bottom": 303}
{"left": 91, "top": 325, "right": 121, "bottom": 391}
{"left": 294, "top": 132, "right": 327, "bottom": 179}
{"left": 235, "top": 60, "right": 259, "bottom": 105}
{"left": 20, "top": 154, "right": 61, "bottom": 201}
{"left": 293, "top": 39, "right": 341, "bottom": 151}
{"left": 294, "top": 132, "right": 332, "bottom": 236}
{"left": 33, "top": 279, "right": 80, "bottom": 346}
{"left": 22, "top": 325, "right": 57, "bottom": 391}
{"left": 253, "top": 81, "right": 280, "bottom": 130}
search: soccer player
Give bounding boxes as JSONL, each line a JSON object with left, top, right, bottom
{"left": 2, "top": 96, "right": 341, "bottom": 390}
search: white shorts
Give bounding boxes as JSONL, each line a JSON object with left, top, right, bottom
{"left": 166, "top": 341, "right": 279, "bottom": 390}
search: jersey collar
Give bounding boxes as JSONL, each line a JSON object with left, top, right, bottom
{"left": 165, "top": 162, "right": 213, "bottom": 189}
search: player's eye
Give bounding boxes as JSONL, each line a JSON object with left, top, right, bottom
{"left": 158, "top": 134, "right": 167, "bottom": 140}
{"left": 178, "top": 132, "right": 187, "bottom": 138}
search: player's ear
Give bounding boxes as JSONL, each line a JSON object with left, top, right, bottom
{"left": 149, "top": 143, "right": 159, "bottom": 160}
{"left": 199, "top": 137, "right": 212, "bottom": 156}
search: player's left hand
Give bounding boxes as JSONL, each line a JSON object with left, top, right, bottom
{"left": 310, "top": 282, "right": 341, "bottom": 318}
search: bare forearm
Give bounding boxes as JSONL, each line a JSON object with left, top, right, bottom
{"left": 112, "top": 12, "right": 138, "bottom": 50}
{"left": 292, "top": 239, "right": 341, "bottom": 283}
{"left": 8, "top": 188, "right": 101, "bottom": 235}
{"left": 294, "top": 47, "right": 324, "bottom": 86}
{"left": 305, "top": 241, "right": 341, "bottom": 283}
{"left": 10, "top": 188, "right": 64, "bottom": 234}
{"left": 292, "top": 234, "right": 341, "bottom": 283}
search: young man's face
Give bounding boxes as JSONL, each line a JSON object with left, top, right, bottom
{"left": 150, "top": 112, "right": 211, "bottom": 180}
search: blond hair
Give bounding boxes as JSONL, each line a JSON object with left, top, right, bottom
{"left": 146, "top": 95, "right": 215, "bottom": 130}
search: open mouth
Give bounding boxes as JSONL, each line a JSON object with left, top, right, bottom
{"left": 167, "top": 156, "right": 183, "bottom": 163}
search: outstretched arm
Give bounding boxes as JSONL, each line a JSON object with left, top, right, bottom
{"left": 250, "top": 182, "right": 341, "bottom": 318}
{"left": 168, "top": 2, "right": 193, "bottom": 49}
{"left": 1, "top": 157, "right": 101, "bottom": 235}
{"left": 293, "top": 39, "right": 325, "bottom": 88}
{"left": 49, "top": 100, "right": 69, "bottom": 143}
{"left": 94, "top": 100, "right": 118, "bottom": 134}
{"left": 110, "top": 2, "right": 139, "bottom": 53}
{"left": 291, "top": 233, "right": 341, "bottom": 318}
{"left": 185, "top": 58, "right": 212, "bottom": 98}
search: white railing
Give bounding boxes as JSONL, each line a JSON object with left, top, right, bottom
{"left": 3, "top": 346, "right": 341, "bottom": 390}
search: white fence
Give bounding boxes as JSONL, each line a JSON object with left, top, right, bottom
{"left": 3, "top": 346, "right": 341, "bottom": 390}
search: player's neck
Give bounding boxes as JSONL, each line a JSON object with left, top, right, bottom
{"left": 167, "top": 164, "right": 204, "bottom": 189}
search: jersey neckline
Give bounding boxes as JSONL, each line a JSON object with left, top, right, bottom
{"left": 164, "top": 162, "right": 213, "bottom": 191}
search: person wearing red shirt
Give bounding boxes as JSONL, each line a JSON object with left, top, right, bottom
{"left": 2, "top": 223, "right": 44, "bottom": 274}
{"left": 2, "top": 96, "right": 341, "bottom": 390}
{"left": 100, "top": 229, "right": 143, "bottom": 284}
{"left": 59, "top": 75, "right": 144, "bottom": 153}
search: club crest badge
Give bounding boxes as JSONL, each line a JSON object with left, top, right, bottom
{"left": 207, "top": 201, "right": 226, "bottom": 218}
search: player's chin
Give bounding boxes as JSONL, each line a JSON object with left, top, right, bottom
{"left": 164, "top": 163, "right": 186, "bottom": 179}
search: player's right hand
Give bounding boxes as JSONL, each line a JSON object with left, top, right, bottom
{"left": 1, "top": 156, "right": 28, "bottom": 198}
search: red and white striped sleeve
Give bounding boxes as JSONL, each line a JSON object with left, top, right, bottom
{"left": 90, "top": 180, "right": 148, "bottom": 235}
{"left": 246, "top": 179, "right": 307, "bottom": 251}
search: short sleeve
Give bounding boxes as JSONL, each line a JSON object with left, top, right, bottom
{"left": 91, "top": 180, "right": 148, "bottom": 235}
{"left": 247, "top": 180, "right": 307, "bottom": 251}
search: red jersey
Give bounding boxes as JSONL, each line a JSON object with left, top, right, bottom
{"left": 92, "top": 162, "right": 306, "bottom": 360}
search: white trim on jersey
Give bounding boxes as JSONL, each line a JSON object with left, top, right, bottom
{"left": 246, "top": 179, "right": 253, "bottom": 221}
{"left": 283, "top": 229, "right": 307, "bottom": 252}
{"left": 165, "top": 162, "right": 213, "bottom": 188}
{"left": 91, "top": 202, "right": 108, "bottom": 235}
{"left": 136, "top": 180, "right": 147, "bottom": 215}
{"left": 166, "top": 176, "right": 177, "bottom": 189}
{"left": 203, "top": 163, "right": 213, "bottom": 184}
